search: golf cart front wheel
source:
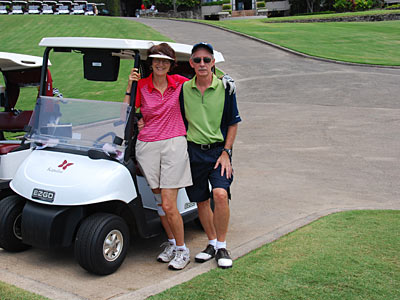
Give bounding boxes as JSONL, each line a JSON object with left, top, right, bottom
{"left": 74, "top": 213, "right": 130, "bottom": 275}
{"left": 0, "top": 195, "right": 30, "bottom": 252}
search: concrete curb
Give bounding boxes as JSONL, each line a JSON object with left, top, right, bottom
{"left": 155, "top": 17, "right": 400, "bottom": 70}
{"left": 110, "top": 205, "right": 400, "bottom": 300}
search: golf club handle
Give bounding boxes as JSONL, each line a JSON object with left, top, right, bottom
{"left": 123, "top": 51, "right": 141, "bottom": 163}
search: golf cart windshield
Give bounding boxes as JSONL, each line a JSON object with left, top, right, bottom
{"left": 28, "top": 96, "right": 127, "bottom": 155}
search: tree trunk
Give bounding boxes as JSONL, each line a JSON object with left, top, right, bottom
{"left": 306, "top": 0, "right": 313, "bottom": 13}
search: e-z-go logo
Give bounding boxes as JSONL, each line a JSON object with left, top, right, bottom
{"left": 47, "top": 160, "right": 74, "bottom": 173}
{"left": 58, "top": 160, "right": 74, "bottom": 170}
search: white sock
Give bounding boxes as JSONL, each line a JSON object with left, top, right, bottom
{"left": 209, "top": 239, "right": 217, "bottom": 248}
{"left": 168, "top": 239, "right": 176, "bottom": 246}
{"left": 176, "top": 244, "right": 187, "bottom": 251}
{"left": 216, "top": 241, "right": 226, "bottom": 250}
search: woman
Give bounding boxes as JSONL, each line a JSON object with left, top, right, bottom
{"left": 124, "top": 43, "right": 192, "bottom": 271}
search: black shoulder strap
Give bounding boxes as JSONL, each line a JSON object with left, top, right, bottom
{"left": 179, "top": 87, "right": 188, "bottom": 131}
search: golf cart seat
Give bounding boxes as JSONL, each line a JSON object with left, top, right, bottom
{"left": 0, "top": 143, "right": 20, "bottom": 154}
{"left": 0, "top": 110, "right": 32, "bottom": 131}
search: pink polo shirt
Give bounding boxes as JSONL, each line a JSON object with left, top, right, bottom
{"left": 135, "top": 73, "right": 188, "bottom": 142}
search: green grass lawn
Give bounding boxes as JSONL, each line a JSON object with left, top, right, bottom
{"left": 151, "top": 210, "right": 400, "bottom": 300}
{"left": 0, "top": 281, "right": 49, "bottom": 300}
{"left": 201, "top": 18, "right": 400, "bottom": 66}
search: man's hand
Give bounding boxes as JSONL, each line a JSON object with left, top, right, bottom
{"left": 214, "top": 151, "right": 232, "bottom": 179}
{"left": 221, "top": 74, "right": 236, "bottom": 95}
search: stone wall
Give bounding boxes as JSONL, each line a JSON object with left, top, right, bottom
{"left": 268, "top": 13, "right": 400, "bottom": 23}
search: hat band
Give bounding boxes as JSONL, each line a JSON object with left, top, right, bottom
{"left": 148, "top": 53, "right": 174, "bottom": 61}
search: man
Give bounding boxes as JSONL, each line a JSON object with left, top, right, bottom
{"left": 180, "top": 42, "right": 241, "bottom": 269}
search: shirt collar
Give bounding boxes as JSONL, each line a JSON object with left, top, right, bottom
{"left": 190, "top": 74, "right": 219, "bottom": 90}
{"left": 147, "top": 73, "right": 177, "bottom": 93}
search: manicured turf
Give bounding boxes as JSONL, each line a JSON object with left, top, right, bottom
{"left": 0, "top": 281, "right": 49, "bottom": 300}
{"left": 201, "top": 17, "right": 400, "bottom": 66}
{"left": 150, "top": 210, "right": 400, "bottom": 300}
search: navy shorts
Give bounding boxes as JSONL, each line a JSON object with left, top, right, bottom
{"left": 185, "top": 143, "right": 233, "bottom": 203}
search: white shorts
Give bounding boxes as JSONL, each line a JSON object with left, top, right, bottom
{"left": 136, "top": 136, "right": 192, "bottom": 189}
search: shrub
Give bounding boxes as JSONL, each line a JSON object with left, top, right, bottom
{"left": 334, "top": 0, "right": 354, "bottom": 11}
{"left": 257, "top": 1, "right": 266, "bottom": 8}
{"left": 103, "top": 0, "right": 120, "bottom": 16}
{"left": 355, "top": 0, "right": 373, "bottom": 10}
{"left": 334, "top": 0, "right": 374, "bottom": 11}
{"left": 222, "top": 3, "right": 231, "bottom": 9}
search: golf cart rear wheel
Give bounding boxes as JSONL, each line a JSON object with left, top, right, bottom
{"left": 0, "top": 195, "right": 30, "bottom": 252}
{"left": 74, "top": 213, "right": 130, "bottom": 275}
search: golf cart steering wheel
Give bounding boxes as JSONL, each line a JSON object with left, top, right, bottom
{"left": 93, "top": 131, "right": 116, "bottom": 148}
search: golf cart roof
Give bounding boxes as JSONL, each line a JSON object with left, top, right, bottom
{"left": 43, "top": 0, "right": 56, "bottom": 3}
{"left": 59, "top": 0, "right": 72, "bottom": 3}
{"left": 39, "top": 37, "right": 225, "bottom": 63}
{"left": 12, "top": 0, "right": 27, "bottom": 3}
{"left": 0, "top": 1, "right": 12, "bottom": 3}
{"left": 28, "top": 0, "right": 42, "bottom": 3}
{"left": 0, "top": 52, "right": 50, "bottom": 72}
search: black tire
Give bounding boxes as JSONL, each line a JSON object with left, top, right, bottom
{"left": 0, "top": 195, "right": 30, "bottom": 252}
{"left": 74, "top": 213, "right": 130, "bottom": 275}
{"left": 0, "top": 189, "right": 14, "bottom": 201}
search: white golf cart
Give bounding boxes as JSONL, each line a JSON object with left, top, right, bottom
{"left": 0, "top": 37, "right": 225, "bottom": 275}
{"left": 27, "top": 0, "right": 41, "bottom": 14}
{"left": 57, "top": 0, "right": 71, "bottom": 14}
{"left": 85, "top": 2, "right": 102, "bottom": 15}
{"left": 0, "top": 1, "right": 11, "bottom": 14}
{"left": 41, "top": 0, "right": 56, "bottom": 14}
{"left": 10, "top": 0, "right": 27, "bottom": 14}
{"left": 0, "top": 52, "right": 51, "bottom": 198}
{"left": 71, "top": 1, "right": 85, "bottom": 14}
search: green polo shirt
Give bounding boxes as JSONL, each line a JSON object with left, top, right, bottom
{"left": 182, "top": 74, "right": 226, "bottom": 144}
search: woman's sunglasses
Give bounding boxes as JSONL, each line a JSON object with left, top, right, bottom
{"left": 192, "top": 57, "right": 212, "bottom": 64}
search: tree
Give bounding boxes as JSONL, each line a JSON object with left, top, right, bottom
{"left": 289, "top": 0, "right": 335, "bottom": 14}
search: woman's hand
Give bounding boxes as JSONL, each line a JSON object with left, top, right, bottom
{"left": 126, "top": 68, "right": 141, "bottom": 93}
{"left": 138, "top": 118, "right": 145, "bottom": 131}
{"left": 129, "top": 68, "right": 141, "bottom": 83}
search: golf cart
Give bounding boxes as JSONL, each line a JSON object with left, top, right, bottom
{"left": 10, "top": 0, "right": 27, "bottom": 14}
{"left": 57, "top": 0, "right": 72, "bottom": 14}
{"left": 27, "top": 0, "right": 41, "bottom": 14}
{"left": 85, "top": 2, "right": 102, "bottom": 15}
{"left": 0, "top": 52, "right": 52, "bottom": 197}
{"left": 71, "top": 1, "right": 85, "bottom": 14}
{"left": 41, "top": 0, "right": 56, "bottom": 14}
{"left": 0, "top": 1, "right": 11, "bottom": 14}
{"left": 0, "top": 37, "right": 225, "bottom": 275}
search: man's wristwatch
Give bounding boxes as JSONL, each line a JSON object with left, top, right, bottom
{"left": 222, "top": 148, "right": 232, "bottom": 157}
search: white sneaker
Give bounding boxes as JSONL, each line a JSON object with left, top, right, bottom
{"left": 157, "top": 242, "right": 176, "bottom": 263}
{"left": 168, "top": 248, "right": 190, "bottom": 270}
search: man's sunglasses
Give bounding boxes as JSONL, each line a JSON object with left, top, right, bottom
{"left": 192, "top": 57, "right": 212, "bottom": 64}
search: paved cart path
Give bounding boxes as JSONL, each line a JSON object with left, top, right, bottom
{"left": 1, "top": 18, "right": 400, "bottom": 300}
